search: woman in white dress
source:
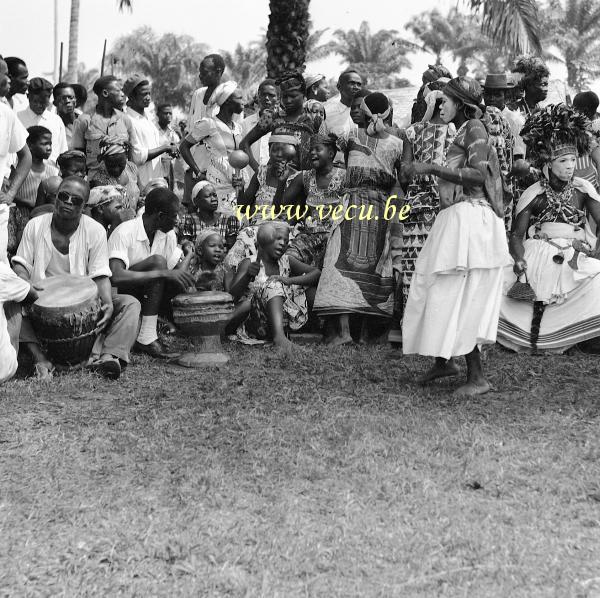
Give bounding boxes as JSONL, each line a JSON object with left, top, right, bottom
{"left": 402, "top": 77, "right": 511, "bottom": 397}
{"left": 179, "top": 82, "right": 247, "bottom": 217}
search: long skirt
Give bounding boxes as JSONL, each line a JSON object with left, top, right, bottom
{"left": 402, "top": 201, "right": 510, "bottom": 359}
{"left": 313, "top": 188, "right": 395, "bottom": 317}
{"left": 498, "top": 237, "right": 600, "bottom": 353}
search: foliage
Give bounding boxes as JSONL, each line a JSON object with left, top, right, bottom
{"left": 266, "top": 0, "right": 311, "bottom": 79}
{"left": 468, "top": 0, "right": 541, "bottom": 55}
{"left": 108, "top": 27, "right": 209, "bottom": 109}
{"left": 316, "top": 21, "right": 420, "bottom": 88}
{"left": 222, "top": 41, "right": 267, "bottom": 94}
{"left": 541, "top": 0, "right": 600, "bottom": 91}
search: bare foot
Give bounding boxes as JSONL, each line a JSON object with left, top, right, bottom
{"left": 418, "top": 360, "right": 460, "bottom": 385}
{"left": 274, "top": 337, "right": 295, "bottom": 354}
{"left": 326, "top": 334, "right": 353, "bottom": 347}
{"left": 452, "top": 380, "right": 491, "bottom": 397}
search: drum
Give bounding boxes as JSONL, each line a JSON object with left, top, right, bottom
{"left": 29, "top": 275, "right": 102, "bottom": 366}
{"left": 171, "top": 291, "right": 234, "bottom": 366}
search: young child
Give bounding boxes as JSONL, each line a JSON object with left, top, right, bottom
{"left": 229, "top": 221, "right": 320, "bottom": 350}
{"left": 190, "top": 229, "right": 229, "bottom": 291}
{"left": 8, "top": 126, "right": 58, "bottom": 255}
{"left": 179, "top": 181, "right": 240, "bottom": 250}
{"left": 1, "top": 262, "right": 36, "bottom": 384}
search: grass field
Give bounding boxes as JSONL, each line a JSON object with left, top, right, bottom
{"left": 1, "top": 340, "right": 600, "bottom": 597}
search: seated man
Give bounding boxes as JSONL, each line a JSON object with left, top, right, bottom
{"left": 87, "top": 185, "right": 131, "bottom": 236}
{"left": 108, "top": 188, "right": 195, "bottom": 358}
{"left": 12, "top": 176, "right": 141, "bottom": 379}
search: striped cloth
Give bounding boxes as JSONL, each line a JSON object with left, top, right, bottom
{"left": 16, "top": 162, "right": 59, "bottom": 208}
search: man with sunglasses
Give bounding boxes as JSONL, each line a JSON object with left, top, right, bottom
{"left": 11, "top": 176, "right": 141, "bottom": 380}
{"left": 108, "top": 187, "right": 195, "bottom": 359}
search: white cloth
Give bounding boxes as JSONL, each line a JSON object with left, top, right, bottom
{"left": 502, "top": 106, "right": 526, "bottom": 156}
{"left": 17, "top": 107, "right": 68, "bottom": 164}
{"left": 156, "top": 123, "right": 180, "bottom": 179}
{"left": 402, "top": 201, "right": 511, "bottom": 358}
{"left": 108, "top": 216, "right": 182, "bottom": 270}
{"left": 0, "top": 101, "right": 28, "bottom": 180}
{"left": 11, "top": 213, "right": 112, "bottom": 284}
{"left": 0, "top": 262, "right": 29, "bottom": 384}
{"left": 321, "top": 95, "right": 353, "bottom": 138}
{"left": 10, "top": 93, "right": 28, "bottom": 113}
{"left": 187, "top": 86, "right": 220, "bottom": 173}
{"left": 241, "top": 112, "right": 270, "bottom": 179}
{"left": 126, "top": 107, "right": 163, "bottom": 188}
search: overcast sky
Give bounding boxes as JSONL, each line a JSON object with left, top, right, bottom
{"left": 1, "top": 0, "right": 454, "bottom": 85}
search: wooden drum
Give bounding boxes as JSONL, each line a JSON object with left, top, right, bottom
{"left": 29, "top": 275, "right": 102, "bottom": 366}
{"left": 171, "top": 291, "right": 233, "bottom": 366}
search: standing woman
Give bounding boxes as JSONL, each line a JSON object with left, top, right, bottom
{"left": 402, "top": 77, "right": 511, "bottom": 396}
{"left": 313, "top": 93, "right": 403, "bottom": 345}
{"left": 180, "top": 82, "right": 246, "bottom": 217}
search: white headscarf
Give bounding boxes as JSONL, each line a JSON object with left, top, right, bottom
{"left": 208, "top": 81, "right": 238, "bottom": 113}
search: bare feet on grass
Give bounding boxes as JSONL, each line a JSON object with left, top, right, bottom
{"left": 273, "top": 336, "right": 295, "bottom": 355}
{"left": 452, "top": 380, "right": 491, "bottom": 397}
{"left": 325, "top": 333, "right": 353, "bottom": 346}
{"left": 418, "top": 358, "right": 459, "bottom": 385}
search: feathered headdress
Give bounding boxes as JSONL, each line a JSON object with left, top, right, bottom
{"left": 520, "top": 104, "right": 591, "bottom": 168}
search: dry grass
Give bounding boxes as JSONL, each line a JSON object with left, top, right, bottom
{"left": 1, "top": 341, "right": 600, "bottom": 597}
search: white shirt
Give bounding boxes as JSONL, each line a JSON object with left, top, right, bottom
{"left": 12, "top": 213, "right": 112, "bottom": 284}
{"left": 126, "top": 106, "right": 163, "bottom": 188}
{"left": 0, "top": 262, "right": 30, "bottom": 384}
{"left": 502, "top": 106, "right": 526, "bottom": 157}
{"left": 108, "top": 216, "right": 182, "bottom": 270}
{"left": 10, "top": 93, "right": 28, "bottom": 113}
{"left": 18, "top": 107, "right": 69, "bottom": 163}
{"left": 0, "top": 102, "right": 28, "bottom": 180}
{"left": 322, "top": 95, "right": 353, "bottom": 138}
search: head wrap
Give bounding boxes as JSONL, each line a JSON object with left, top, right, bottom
{"left": 196, "top": 228, "right": 223, "bottom": 248}
{"left": 98, "top": 141, "right": 128, "bottom": 162}
{"left": 420, "top": 78, "right": 450, "bottom": 123}
{"left": 268, "top": 134, "right": 299, "bottom": 146}
{"left": 309, "top": 133, "right": 337, "bottom": 149}
{"left": 521, "top": 103, "right": 591, "bottom": 168}
{"left": 208, "top": 81, "right": 238, "bottom": 111}
{"left": 361, "top": 93, "right": 391, "bottom": 137}
{"left": 192, "top": 180, "right": 214, "bottom": 200}
{"left": 443, "top": 77, "right": 485, "bottom": 120}
{"left": 422, "top": 64, "right": 452, "bottom": 85}
{"left": 305, "top": 99, "right": 325, "bottom": 113}
{"left": 277, "top": 71, "right": 306, "bottom": 94}
{"left": 142, "top": 178, "right": 168, "bottom": 197}
{"left": 305, "top": 73, "right": 325, "bottom": 89}
{"left": 88, "top": 185, "right": 123, "bottom": 207}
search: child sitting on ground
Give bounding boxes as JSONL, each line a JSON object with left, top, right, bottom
{"left": 229, "top": 221, "right": 320, "bottom": 350}
{"left": 179, "top": 181, "right": 240, "bottom": 250}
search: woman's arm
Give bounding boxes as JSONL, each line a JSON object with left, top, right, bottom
{"left": 273, "top": 170, "right": 306, "bottom": 208}
{"left": 428, "top": 120, "right": 488, "bottom": 187}
{"left": 240, "top": 125, "right": 267, "bottom": 173}
{"left": 283, "top": 256, "right": 321, "bottom": 287}
{"left": 229, "top": 258, "right": 259, "bottom": 300}
{"left": 179, "top": 138, "right": 202, "bottom": 178}
{"left": 509, "top": 204, "right": 534, "bottom": 273}
{"left": 240, "top": 174, "right": 259, "bottom": 208}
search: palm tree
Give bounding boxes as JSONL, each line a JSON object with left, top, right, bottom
{"left": 406, "top": 9, "right": 457, "bottom": 65}
{"left": 66, "top": 0, "right": 80, "bottom": 81}
{"left": 316, "top": 21, "right": 420, "bottom": 87}
{"left": 266, "top": 0, "right": 311, "bottom": 78}
{"left": 541, "top": 0, "right": 600, "bottom": 90}
{"left": 222, "top": 41, "right": 267, "bottom": 91}
{"left": 108, "top": 27, "right": 209, "bottom": 108}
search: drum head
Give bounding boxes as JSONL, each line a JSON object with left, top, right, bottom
{"left": 35, "top": 275, "right": 98, "bottom": 309}
{"left": 172, "top": 290, "right": 233, "bottom": 307}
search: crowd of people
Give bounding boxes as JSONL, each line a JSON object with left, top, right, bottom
{"left": 1, "top": 50, "right": 600, "bottom": 396}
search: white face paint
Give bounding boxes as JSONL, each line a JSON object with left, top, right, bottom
{"left": 439, "top": 94, "right": 458, "bottom": 124}
{"left": 550, "top": 154, "right": 576, "bottom": 182}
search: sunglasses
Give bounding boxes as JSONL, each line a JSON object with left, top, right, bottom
{"left": 57, "top": 191, "right": 85, "bottom": 207}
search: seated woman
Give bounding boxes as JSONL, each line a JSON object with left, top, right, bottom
{"left": 229, "top": 221, "right": 320, "bottom": 350}
{"left": 179, "top": 181, "right": 240, "bottom": 250}
{"left": 274, "top": 133, "right": 345, "bottom": 268}
{"left": 240, "top": 134, "right": 299, "bottom": 224}
{"left": 90, "top": 142, "right": 141, "bottom": 211}
{"left": 86, "top": 185, "right": 131, "bottom": 237}
{"left": 498, "top": 104, "right": 600, "bottom": 353}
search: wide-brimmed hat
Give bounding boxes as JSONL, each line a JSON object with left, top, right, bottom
{"left": 484, "top": 73, "right": 516, "bottom": 90}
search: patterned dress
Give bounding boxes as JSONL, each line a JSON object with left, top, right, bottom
{"left": 313, "top": 130, "right": 403, "bottom": 317}
{"left": 400, "top": 122, "right": 454, "bottom": 310}
{"left": 287, "top": 167, "right": 345, "bottom": 268}
{"left": 244, "top": 254, "right": 308, "bottom": 340}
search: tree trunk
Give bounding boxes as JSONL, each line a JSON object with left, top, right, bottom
{"left": 266, "top": 0, "right": 310, "bottom": 79}
{"left": 66, "top": 0, "right": 80, "bottom": 83}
